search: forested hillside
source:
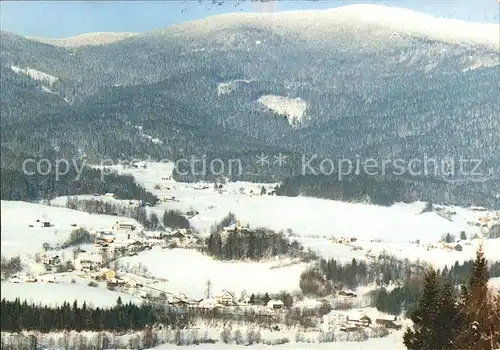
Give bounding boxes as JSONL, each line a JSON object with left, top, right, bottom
{"left": 1, "top": 8, "right": 498, "bottom": 206}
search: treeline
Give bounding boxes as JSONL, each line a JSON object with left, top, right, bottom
{"left": 490, "top": 224, "right": 500, "bottom": 239}
{"left": 61, "top": 228, "right": 94, "bottom": 249}
{"left": 404, "top": 249, "right": 500, "bottom": 350}
{"left": 0, "top": 298, "right": 189, "bottom": 333}
{"left": 162, "top": 209, "right": 190, "bottom": 230}
{"left": 202, "top": 214, "right": 317, "bottom": 261}
{"left": 274, "top": 174, "right": 499, "bottom": 209}
{"left": 0, "top": 255, "right": 23, "bottom": 279}
{"left": 300, "top": 255, "right": 426, "bottom": 296}
{"left": 373, "top": 259, "right": 500, "bottom": 317}
{"left": 0, "top": 154, "right": 157, "bottom": 204}
{"left": 64, "top": 197, "right": 189, "bottom": 230}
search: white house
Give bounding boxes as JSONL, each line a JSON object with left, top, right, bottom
{"left": 215, "top": 291, "right": 235, "bottom": 306}
{"left": 41, "top": 254, "right": 61, "bottom": 266}
{"left": 346, "top": 311, "right": 372, "bottom": 327}
{"left": 239, "top": 293, "right": 251, "bottom": 305}
{"left": 74, "top": 253, "right": 102, "bottom": 272}
{"left": 198, "top": 298, "right": 220, "bottom": 309}
{"left": 267, "top": 299, "right": 284, "bottom": 310}
{"left": 113, "top": 221, "right": 136, "bottom": 232}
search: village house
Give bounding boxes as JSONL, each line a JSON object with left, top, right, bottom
{"left": 340, "top": 325, "right": 362, "bottom": 332}
{"left": 119, "top": 276, "right": 145, "bottom": 289}
{"left": 34, "top": 219, "right": 52, "bottom": 228}
{"left": 23, "top": 276, "right": 37, "bottom": 283}
{"left": 346, "top": 312, "right": 372, "bottom": 327}
{"left": 92, "top": 268, "right": 116, "bottom": 282}
{"left": 215, "top": 291, "right": 236, "bottom": 306}
{"left": 338, "top": 290, "right": 357, "bottom": 298}
{"left": 38, "top": 275, "right": 56, "bottom": 284}
{"left": 198, "top": 298, "right": 221, "bottom": 310}
{"left": 74, "top": 253, "right": 102, "bottom": 272}
{"left": 375, "top": 317, "right": 402, "bottom": 330}
{"left": 166, "top": 229, "right": 200, "bottom": 247}
{"left": 267, "top": 299, "right": 284, "bottom": 310}
{"left": 127, "top": 241, "right": 144, "bottom": 253}
{"left": 113, "top": 221, "right": 136, "bottom": 232}
{"left": 147, "top": 239, "right": 164, "bottom": 247}
{"left": 168, "top": 293, "right": 200, "bottom": 308}
{"left": 41, "top": 254, "right": 61, "bottom": 266}
{"left": 169, "top": 299, "right": 199, "bottom": 308}
{"left": 145, "top": 231, "right": 164, "bottom": 240}
{"left": 239, "top": 292, "right": 251, "bottom": 305}
{"left": 453, "top": 243, "right": 463, "bottom": 252}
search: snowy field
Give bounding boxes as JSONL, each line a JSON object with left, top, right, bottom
{"left": 297, "top": 236, "right": 500, "bottom": 268}
{"left": 489, "top": 277, "right": 500, "bottom": 290}
{"left": 0, "top": 281, "right": 141, "bottom": 308}
{"left": 151, "top": 331, "right": 407, "bottom": 350}
{"left": 88, "top": 161, "right": 497, "bottom": 268}
{"left": 95, "top": 162, "right": 481, "bottom": 242}
{"left": 118, "top": 248, "right": 307, "bottom": 299}
{"left": 0, "top": 200, "right": 140, "bottom": 259}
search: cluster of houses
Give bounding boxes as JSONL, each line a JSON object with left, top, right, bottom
{"left": 329, "top": 237, "right": 358, "bottom": 245}
{"left": 424, "top": 241, "right": 467, "bottom": 252}
{"left": 91, "top": 222, "right": 202, "bottom": 258}
{"left": 8, "top": 274, "right": 56, "bottom": 284}
{"left": 162, "top": 290, "right": 285, "bottom": 313}
{"left": 323, "top": 310, "right": 402, "bottom": 332}
{"left": 28, "top": 219, "right": 52, "bottom": 228}
{"left": 36, "top": 221, "right": 203, "bottom": 279}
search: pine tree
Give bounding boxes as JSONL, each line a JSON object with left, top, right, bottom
{"left": 456, "top": 247, "right": 497, "bottom": 350}
{"left": 403, "top": 267, "right": 441, "bottom": 349}
{"left": 435, "top": 280, "right": 461, "bottom": 349}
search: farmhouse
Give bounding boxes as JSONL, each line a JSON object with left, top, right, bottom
{"left": 215, "top": 291, "right": 236, "bottom": 306}
{"left": 92, "top": 268, "right": 116, "bottom": 282}
{"left": 267, "top": 299, "right": 284, "bottom": 310}
{"left": 41, "top": 254, "right": 61, "bottom": 266}
{"left": 170, "top": 299, "right": 199, "bottom": 308}
{"left": 113, "top": 221, "right": 136, "bottom": 232}
{"left": 338, "top": 290, "right": 357, "bottom": 298}
{"left": 38, "top": 275, "right": 56, "bottom": 284}
{"left": 375, "top": 317, "right": 402, "bottom": 329}
{"left": 122, "top": 277, "right": 143, "bottom": 288}
{"left": 74, "top": 253, "right": 102, "bottom": 272}
{"left": 23, "top": 276, "right": 37, "bottom": 283}
{"left": 346, "top": 312, "right": 372, "bottom": 327}
{"left": 198, "top": 298, "right": 221, "bottom": 309}
{"left": 127, "top": 241, "right": 144, "bottom": 253}
{"left": 239, "top": 292, "right": 251, "bottom": 305}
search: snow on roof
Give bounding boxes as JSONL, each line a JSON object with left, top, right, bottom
{"left": 76, "top": 253, "right": 102, "bottom": 262}
{"left": 199, "top": 298, "right": 219, "bottom": 307}
{"left": 347, "top": 310, "right": 368, "bottom": 321}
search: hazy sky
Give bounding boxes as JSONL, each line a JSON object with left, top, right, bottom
{"left": 1, "top": 1, "right": 499, "bottom": 38}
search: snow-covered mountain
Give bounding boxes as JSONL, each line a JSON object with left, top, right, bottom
{"left": 27, "top": 32, "right": 138, "bottom": 47}
{"left": 148, "top": 4, "right": 499, "bottom": 50}
{"left": 1, "top": 4, "right": 499, "bottom": 206}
